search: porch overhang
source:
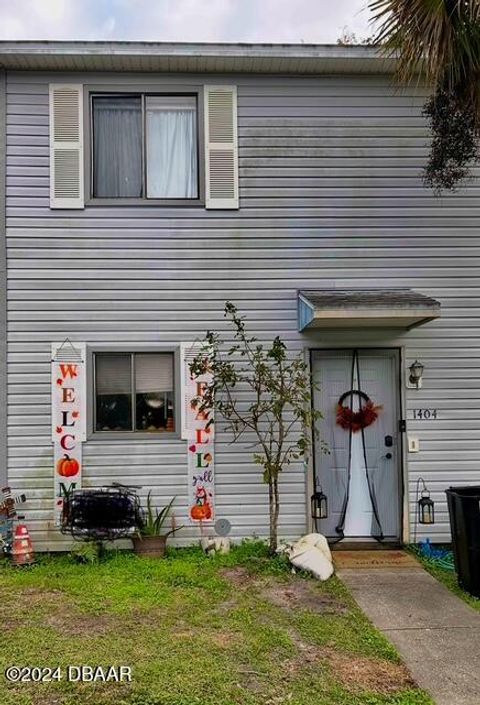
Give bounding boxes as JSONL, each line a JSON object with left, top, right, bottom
{"left": 298, "top": 289, "right": 441, "bottom": 331}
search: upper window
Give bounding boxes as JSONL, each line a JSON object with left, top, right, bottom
{"left": 92, "top": 94, "right": 199, "bottom": 200}
{"left": 94, "top": 352, "right": 175, "bottom": 434}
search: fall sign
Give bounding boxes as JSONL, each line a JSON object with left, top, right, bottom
{"left": 184, "top": 347, "right": 215, "bottom": 524}
{"left": 51, "top": 342, "right": 86, "bottom": 526}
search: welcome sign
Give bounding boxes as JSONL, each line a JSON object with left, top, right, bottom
{"left": 51, "top": 341, "right": 86, "bottom": 525}
{"left": 183, "top": 344, "right": 215, "bottom": 524}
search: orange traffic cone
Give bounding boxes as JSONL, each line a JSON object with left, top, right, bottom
{"left": 12, "top": 524, "right": 35, "bottom": 566}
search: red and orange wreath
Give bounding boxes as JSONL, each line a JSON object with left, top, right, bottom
{"left": 336, "top": 390, "right": 382, "bottom": 433}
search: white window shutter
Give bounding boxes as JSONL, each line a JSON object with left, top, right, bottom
{"left": 49, "top": 84, "right": 84, "bottom": 209}
{"left": 180, "top": 342, "right": 203, "bottom": 440}
{"left": 204, "top": 85, "right": 238, "bottom": 209}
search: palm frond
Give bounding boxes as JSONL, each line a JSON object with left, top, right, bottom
{"left": 369, "top": 0, "right": 480, "bottom": 101}
{"left": 368, "top": 1, "right": 480, "bottom": 191}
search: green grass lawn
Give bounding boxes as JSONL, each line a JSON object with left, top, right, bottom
{"left": 0, "top": 541, "right": 432, "bottom": 705}
{"left": 408, "top": 546, "right": 480, "bottom": 612}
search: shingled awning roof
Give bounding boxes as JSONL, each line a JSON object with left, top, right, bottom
{"left": 298, "top": 289, "right": 441, "bottom": 331}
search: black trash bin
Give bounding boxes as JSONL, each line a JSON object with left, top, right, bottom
{"left": 445, "top": 486, "right": 480, "bottom": 597}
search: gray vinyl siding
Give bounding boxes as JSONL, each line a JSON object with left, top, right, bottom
{"left": 0, "top": 69, "right": 6, "bottom": 488}
{"left": 5, "top": 70, "right": 480, "bottom": 548}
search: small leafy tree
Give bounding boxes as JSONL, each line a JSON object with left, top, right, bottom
{"left": 189, "top": 302, "right": 324, "bottom": 554}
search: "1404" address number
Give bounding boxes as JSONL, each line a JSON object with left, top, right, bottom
{"left": 413, "top": 409, "right": 438, "bottom": 420}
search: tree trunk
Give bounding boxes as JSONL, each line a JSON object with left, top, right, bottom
{"left": 268, "top": 473, "right": 280, "bottom": 554}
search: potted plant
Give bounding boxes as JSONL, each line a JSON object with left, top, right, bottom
{"left": 132, "top": 493, "right": 180, "bottom": 558}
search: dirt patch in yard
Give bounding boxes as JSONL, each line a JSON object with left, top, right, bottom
{"left": 3, "top": 587, "right": 116, "bottom": 637}
{"left": 0, "top": 587, "right": 140, "bottom": 639}
{"left": 14, "top": 588, "right": 71, "bottom": 611}
{"left": 218, "top": 566, "right": 264, "bottom": 611}
{"left": 21, "top": 693, "right": 65, "bottom": 705}
{"left": 286, "top": 632, "right": 416, "bottom": 695}
{"left": 42, "top": 611, "right": 116, "bottom": 637}
{"left": 220, "top": 567, "right": 347, "bottom": 616}
{"left": 175, "top": 628, "right": 196, "bottom": 639}
{"left": 211, "top": 630, "right": 238, "bottom": 648}
{"left": 1, "top": 588, "right": 76, "bottom": 631}
{"left": 16, "top": 683, "right": 131, "bottom": 705}
{"left": 213, "top": 597, "right": 238, "bottom": 615}
{"left": 262, "top": 578, "right": 347, "bottom": 615}
{"left": 220, "top": 566, "right": 257, "bottom": 588}
{"left": 326, "top": 649, "right": 416, "bottom": 695}
{"left": 237, "top": 668, "right": 265, "bottom": 694}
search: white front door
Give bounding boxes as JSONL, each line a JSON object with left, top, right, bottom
{"left": 312, "top": 349, "right": 402, "bottom": 541}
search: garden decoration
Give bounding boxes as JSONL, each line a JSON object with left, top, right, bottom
{"left": 0, "top": 506, "right": 12, "bottom": 557}
{"left": 215, "top": 518, "right": 231, "bottom": 537}
{"left": 200, "top": 536, "right": 230, "bottom": 555}
{"left": 61, "top": 483, "right": 142, "bottom": 556}
{"left": 200, "top": 518, "right": 232, "bottom": 555}
{"left": 0, "top": 487, "right": 28, "bottom": 561}
{"left": 1, "top": 487, "right": 20, "bottom": 515}
{"left": 132, "top": 492, "right": 181, "bottom": 558}
{"left": 11, "top": 524, "right": 35, "bottom": 566}
{"left": 331, "top": 349, "right": 384, "bottom": 542}
{"left": 1, "top": 486, "right": 27, "bottom": 518}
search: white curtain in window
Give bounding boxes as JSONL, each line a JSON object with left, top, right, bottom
{"left": 93, "top": 97, "right": 142, "bottom": 198}
{"left": 146, "top": 97, "right": 197, "bottom": 199}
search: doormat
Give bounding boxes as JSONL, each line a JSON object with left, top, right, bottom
{"left": 333, "top": 550, "right": 420, "bottom": 570}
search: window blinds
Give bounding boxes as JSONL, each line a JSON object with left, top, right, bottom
{"left": 135, "top": 354, "right": 173, "bottom": 393}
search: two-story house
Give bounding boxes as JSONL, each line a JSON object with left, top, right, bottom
{"left": 0, "top": 41, "right": 472, "bottom": 551}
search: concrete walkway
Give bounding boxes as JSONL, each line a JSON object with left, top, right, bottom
{"left": 338, "top": 565, "right": 480, "bottom": 705}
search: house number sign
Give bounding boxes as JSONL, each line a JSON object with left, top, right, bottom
{"left": 51, "top": 341, "right": 86, "bottom": 526}
{"left": 413, "top": 409, "right": 438, "bottom": 420}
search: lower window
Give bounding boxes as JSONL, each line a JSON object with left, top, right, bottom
{"left": 94, "top": 352, "right": 175, "bottom": 433}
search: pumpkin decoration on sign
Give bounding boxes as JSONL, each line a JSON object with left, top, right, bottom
{"left": 56, "top": 454, "right": 80, "bottom": 477}
{"left": 336, "top": 390, "right": 382, "bottom": 433}
{"left": 190, "top": 503, "right": 212, "bottom": 521}
{"left": 190, "top": 485, "right": 213, "bottom": 521}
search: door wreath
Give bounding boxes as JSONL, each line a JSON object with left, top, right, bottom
{"left": 336, "top": 390, "right": 382, "bottom": 433}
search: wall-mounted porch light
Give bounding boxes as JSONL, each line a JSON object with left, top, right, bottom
{"left": 408, "top": 360, "right": 424, "bottom": 389}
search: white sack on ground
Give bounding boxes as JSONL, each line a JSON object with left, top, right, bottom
{"left": 288, "top": 532, "right": 334, "bottom": 581}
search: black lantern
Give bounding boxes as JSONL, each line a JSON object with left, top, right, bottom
{"left": 311, "top": 488, "right": 328, "bottom": 521}
{"left": 409, "top": 360, "right": 424, "bottom": 389}
{"left": 417, "top": 479, "right": 435, "bottom": 525}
